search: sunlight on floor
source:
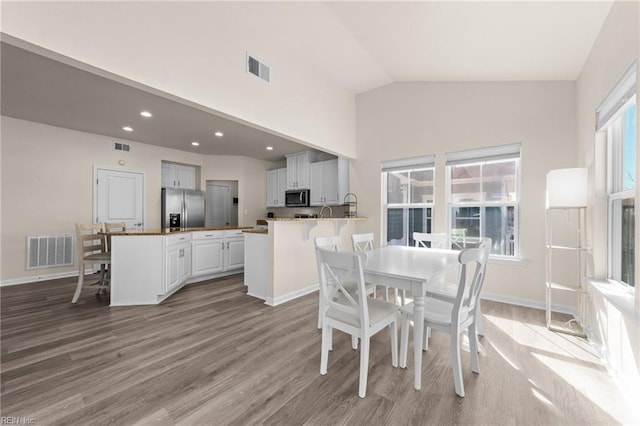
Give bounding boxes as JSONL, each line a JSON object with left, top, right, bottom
{"left": 484, "top": 314, "right": 640, "bottom": 425}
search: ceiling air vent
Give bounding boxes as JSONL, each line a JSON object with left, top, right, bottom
{"left": 113, "top": 142, "right": 130, "bottom": 152}
{"left": 247, "top": 53, "right": 270, "bottom": 83}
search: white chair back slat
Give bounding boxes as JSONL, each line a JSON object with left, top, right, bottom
{"left": 413, "top": 232, "right": 449, "bottom": 249}
{"left": 351, "top": 233, "right": 374, "bottom": 252}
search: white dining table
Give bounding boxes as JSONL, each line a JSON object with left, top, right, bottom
{"left": 362, "top": 245, "right": 460, "bottom": 390}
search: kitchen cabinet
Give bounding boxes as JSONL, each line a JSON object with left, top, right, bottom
{"left": 224, "top": 230, "right": 245, "bottom": 271}
{"left": 109, "top": 227, "right": 249, "bottom": 306}
{"left": 310, "top": 158, "right": 350, "bottom": 206}
{"left": 286, "top": 152, "right": 316, "bottom": 189}
{"left": 191, "top": 230, "right": 244, "bottom": 277}
{"left": 164, "top": 233, "right": 192, "bottom": 294}
{"left": 266, "top": 168, "right": 287, "bottom": 207}
{"left": 192, "top": 232, "right": 224, "bottom": 276}
{"left": 162, "top": 162, "right": 196, "bottom": 190}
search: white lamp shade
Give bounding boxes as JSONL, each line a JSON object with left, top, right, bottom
{"left": 546, "top": 168, "right": 588, "bottom": 208}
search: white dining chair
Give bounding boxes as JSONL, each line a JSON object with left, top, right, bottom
{"left": 315, "top": 235, "right": 374, "bottom": 350}
{"left": 450, "top": 228, "right": 467, "bottom": 249}
{"left": 399, "top": 239, "right": 490, "bottom": 397}
{"left": 426, "top": 238, "right": 491, "bottom": 338}
{"left": 351, "top": 233, "right": 383, "bottom": 300}
{"left": 413, "top": 232, "right": 449, "bottom": 249}
{"left": 72, "top": 223, "right": 111, "bottom": 303}
{"left": 316, "top": 247, "right": 398, "bottom": 398}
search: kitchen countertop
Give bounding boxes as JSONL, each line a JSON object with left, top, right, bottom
{"left": 108, "top": 226, "right": 252, "bottom": 236}
{"left": 243, "top": 228, "right": 268, "bottom": 235}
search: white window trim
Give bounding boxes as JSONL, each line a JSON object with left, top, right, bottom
{"left": 382, "top": 166, "right": 435, "bottom": 247}
{"left": 446, "top": 157, "right": 522, "bottom": 259}
{"left": 606, "top": 95, "right": 636, "bottom": 289}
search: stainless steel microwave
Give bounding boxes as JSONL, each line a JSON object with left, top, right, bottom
{"left": 285, "top": 189, "right": 310, "bottom": 207}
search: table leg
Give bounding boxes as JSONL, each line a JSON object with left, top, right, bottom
{"left": 413, "top": 293, "right": 424, "bottom": 390}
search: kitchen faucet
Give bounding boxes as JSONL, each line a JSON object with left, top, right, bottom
{"left": 319, "top": 204, "right": 333, "bottom": 218}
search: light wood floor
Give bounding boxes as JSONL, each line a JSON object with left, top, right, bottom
{"left": 1, "top": 274, "right": 637, "bottom": 425}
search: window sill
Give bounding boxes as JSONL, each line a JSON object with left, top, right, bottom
{"left": 586, "top": 278, "right": 639, "bottom": 320}
{"left": 488, "top": 256, "right": 529, "bottom": 267}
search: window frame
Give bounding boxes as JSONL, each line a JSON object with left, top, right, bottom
{"left": 446, "top": 157, "right": 522, "bottom": 259}
{"left": 606, "top": 95, "right": 636, "bottom": 288}
{"left": 382, "top": 166, "right": 435, "bottom": 247}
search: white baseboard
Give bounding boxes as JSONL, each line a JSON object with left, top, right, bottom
{"left": 265, "top": 284, "right": 319, "bottom": 307}
{"left": 1, "top": 270, "right": 82, "bottom": 287}
{"left": 481, "top": 291, "right": 577, "bottom": 316}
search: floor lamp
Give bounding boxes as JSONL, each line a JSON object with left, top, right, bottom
{"left": 545, "top": 168, "right": 588, "bottom": 337}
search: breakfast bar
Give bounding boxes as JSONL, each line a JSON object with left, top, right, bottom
{"left": 245, "top": 217, "right": 366, "bottom": 306}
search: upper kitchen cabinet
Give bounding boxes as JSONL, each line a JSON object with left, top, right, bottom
{"left": 266, "top": 168, "right": 287, "bottom": 207}
{"left": 162, "top": 162, "right": 197, "bottom": 190}
{"left": 310, "top": 158, "right": 349, "bottom": 206}
{"left": 286, "top": 151, "right": 316, "bottom": 189}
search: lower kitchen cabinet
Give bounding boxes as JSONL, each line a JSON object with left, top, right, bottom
{"left": 224, "top": 237, "right": 245, "bottom": 271}
{"left": 110, "top": 229, "right": 246, "bottom": 306}
{"left": 164, "top": 233, "right": 192, "bottom": 294}
{"left": 192, "top": 230, "right": 244, "bottom": 277}
{"left": 192, "top": 237, "right": 224, "bottom": 276}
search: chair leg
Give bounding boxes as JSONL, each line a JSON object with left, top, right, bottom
{"left": 469, "top": 323, "right": 480, "bottom": 374}
{"left": 399, "top": 313, "right": 409, "bottom": 368}
{"left": 476, "top": 302, "right": 484, "bottom": 337}
{"left": 422, "top": 326, "right": 430, "bottom": 351}
{"left": 72, "top": 264, "right": 85, "bottom": 303}
{"left": 317, "top": 296, "right": 323, "bottom": 329}
{"left": 320, "top": 324, "right": 330, "bottom": 375}
{"left": 390, "top": 320, "right": 398, "bottom": 367}
{"left": 383, "top": 286, "right": 389, "bottom": 302}
{"left": 358, "top": 336, "right": 370, "bottom": 398}
{"left": 329, "top": 326, "right": 333, "bottom": 351}
{"left": 97, "top": 265, "right": 107, "bottom": 294}
{"left": 451, "top": 332, "right": 465, "bottom": 397}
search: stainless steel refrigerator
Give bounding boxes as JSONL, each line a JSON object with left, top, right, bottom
{"left": 161, "top": 188, "right": 205, "bottom": 229}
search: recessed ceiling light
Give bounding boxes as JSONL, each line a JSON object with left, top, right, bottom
{"left": 140, "top": 111, "right": 152, "bottom": 118}
{"left": 214, "top": 131, "right": 224, "bottom": 137}
{"left": 266, "top": 146, "right": 274, "bottom": 151}
{"left": 191, "top": 141, "right": 200, "bottom": 146}
{"left": 122, "top": 126, "right": 133, "bottom": 132}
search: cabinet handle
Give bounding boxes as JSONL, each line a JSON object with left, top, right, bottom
{"left": 178, "top": 180, "right": 181, "bottom": 187}
{"left": 226, "top": 242, "right": 229, "bottom": 249}
{"left": 204, "top": 234, "right": 213, "bottom": 237}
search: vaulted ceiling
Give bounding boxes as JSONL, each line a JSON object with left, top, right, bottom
{"left": 1, "top": 1, "right": 613, "bottom": 159}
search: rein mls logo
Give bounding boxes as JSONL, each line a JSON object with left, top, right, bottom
{"left": 1, "top": 418, "right": 34, "bottom": 425}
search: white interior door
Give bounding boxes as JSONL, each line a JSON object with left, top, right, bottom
{"left": 95, "top": 168, "right": 145, "bottom": 230}
{"left": 206, "top": 184, "right": 230, "bottom": 226}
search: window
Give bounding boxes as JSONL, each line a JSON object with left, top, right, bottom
{"left": 599, "top": 62, "right": 636, "bottom": 288}
{"left": 446, "top": 144, "right": 521, "bottom": 257}
{"left": 382, "top": 156, "right": 434, "bottom": 247}
{"left": 606, "top": 97, "right": 636, "bottom": 287}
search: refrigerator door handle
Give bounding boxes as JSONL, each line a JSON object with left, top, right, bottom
{"left": 183, "top": 200, "right": 188, "bottom": 229}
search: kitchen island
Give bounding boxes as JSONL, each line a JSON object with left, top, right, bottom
{"left": 109, "top": 226, "right": 250, "bottom": 306}
{"left": 244, "top": 217, "right": 366, "bottom": 306}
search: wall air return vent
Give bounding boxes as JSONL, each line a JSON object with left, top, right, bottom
{"left": 26, "top": 235, "right": 74, "bottom": 269}
{"left": 113, "top": 142, "right": 131, "bottom": 152}
{"left": 247, "top": 53, "right": 270, "bottom": 83}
